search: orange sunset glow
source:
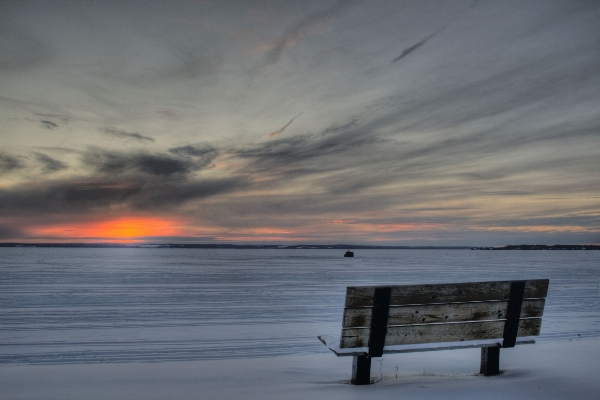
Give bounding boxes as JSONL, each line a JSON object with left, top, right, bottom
{"left": 31, "top": 218, "right": 182, "bottom": 243}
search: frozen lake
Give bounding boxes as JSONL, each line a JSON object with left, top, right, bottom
{"left": 1, "top": 248, "right": 599, "bottom": 364}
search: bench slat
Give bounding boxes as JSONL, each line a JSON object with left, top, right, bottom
{"left": 340, "top": 318, "right": 541, "bottom": 348}
{"left": 342, "top": 299, "right": 545, "bottom": 328}
{"left": 345, "top": 279, "right": 548, "bottom": 308}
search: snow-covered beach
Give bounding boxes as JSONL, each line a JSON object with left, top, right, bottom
{"left": 2, "top": 248, "right": 599, "bottom": 398}
{"left": 3, "top": 338, "right": 600, "bottom": 399}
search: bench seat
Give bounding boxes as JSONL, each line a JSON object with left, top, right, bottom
{"left": 318, "top": 334, "right": 535, "bottom": 357}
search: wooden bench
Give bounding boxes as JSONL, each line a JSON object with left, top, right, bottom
{"left": 318, "top": 279, "right": 549, "bottom": 384}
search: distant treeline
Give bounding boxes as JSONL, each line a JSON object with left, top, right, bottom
{"left": 472, "top": 245, "right": 600, "bottom": 250}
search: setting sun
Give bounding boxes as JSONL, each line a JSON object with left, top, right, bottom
{"left": 31, "top": 218, "right": 182, "bottom": 242}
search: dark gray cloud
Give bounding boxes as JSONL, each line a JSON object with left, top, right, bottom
{"left": 237, "top": 122, "right": 384, "bottom": 173}
{"left": 391, "top": 0, "right": 478, "bottom": 63}
{"left": 229, "top": 86, "right": 600, "bottom": 203}
{"left": 391, "top": 34, "right": 433, "bottom": 63}
{"left": 100, "top": 127, "right": 155, "bottom": 143}
{"left": 168, "top": 143, "right": 217, "bottom": 158}
{"left": 83, "top": 148, "right": 196, "bottom": 176}
{"left": 0, "top": 152, "right": 24, "bottom": 173}
{"left": 133, "top": 178, "right": 246, "bottom": 208}
{"left": 0, "top": 174, "right": 246, "bottom": 217}
{"left": 33, "top": 152, "right": 69, "bottom": 173}
{"left": 40, "top": 120, "right": 59, "bottom": 129}
{"left": 167, "top": 144, "right": 218, "bottom": 170}
{"left": 0, "top": 144, "right": 243, "bottom": 217}
{"left": 35, "top": 113, "right": 69, "bottom": 124}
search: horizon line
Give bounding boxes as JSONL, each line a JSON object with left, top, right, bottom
{"left": 1, "top": 243, "right": 599, "bottom": 250}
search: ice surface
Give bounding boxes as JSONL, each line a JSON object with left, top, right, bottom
{"left": 2, "top": 248, "right": 600, "bottom": 398}
{"left": 1, "top": 248, "right": 599, "bottom": 364}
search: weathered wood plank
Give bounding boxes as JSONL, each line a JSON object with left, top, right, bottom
{"left": 340, "top": 318, "right": 542, "bottom": 348}
{"left": 344, "top": 279, "right": 548, "bottom": 308}
{"left": 342, "top": 299, "right": 545, "bottom": 328}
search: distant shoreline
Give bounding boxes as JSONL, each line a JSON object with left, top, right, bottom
{"left": 0, "top": 243, "right": 598, "bottom": 250}
{"left": 471, "top": 245, "right": 600, "bottom": 250}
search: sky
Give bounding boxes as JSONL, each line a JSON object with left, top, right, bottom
{"left": 0, "top": 0, "right": 599, "bottom": 245}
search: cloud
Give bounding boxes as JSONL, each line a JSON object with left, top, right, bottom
{"left": 243, "top": 119, "right": 384, "bottom": 165}
{"left": 40, "top": 120, "right": 59, "bottom": 129}
{"left": 266, "top": 112, "right": 303, "bottom": 138}
{"left": 263, "top": 0, "right": 350, "bottom": 66}
{"left": 390, "top": 0, "right": 480, "bottom": 63}
{"left": 33, "top": 152, "right": 68, "bottom": 173}
{"left": 168, "top": 143, "right": 214, "bottom": 157}
{"left": 0, "top": 152, "right": 24, "bottom": 173}
{"left": 35, "top": 113, "right": 69, "bottom": 124}
{"left": 0, "top": 146, "right": 238, "bottom": 217}
{"left": 100, "top": 127, "right": 155, "bottom": 143}
{"left": 82, "top": 146, "right": 218, "bottom": 176}
{"left": 82, "top": 148, "right": 207, "bottom": 176}
{"left": 391, "top": 34, "right": 434, "bottom": 63}
{"left": 0, "top": 175, "right": 246, "bottom": 217}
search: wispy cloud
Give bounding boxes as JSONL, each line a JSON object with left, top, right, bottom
{"left": 391, "top": 34, "right": 434, "bottom": 63}
{"left": 0, "top": 144, "right": 225, "bottom": 220}
{"left": 100, "top": 127, "right": 155, "bottom": 143}
{"left": 83, "top": 148, "right": 196, "bottom": 176}
{"left": 262, "top": 0, "right": 350, "bottom": 66}
{"left": 0, "top": 152, "right": 24, "bottom": 173}
{"left": 266, "top": 112, "right": 303, "bottom": 138}
{"left": 168, "top": 143, "right": 218, "bottom": 161}
{"left": 35, "top": 113, "right": 69, "bottom": 124}
{"left": 33, "top": 152, "right": 68, "bottom": 173}
{"left": 40, "top": 120, "right": 59, "bottom": 129}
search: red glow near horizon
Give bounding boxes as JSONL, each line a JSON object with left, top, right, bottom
{"left": 31, "top": 218, "right": 182, "bottom": 243}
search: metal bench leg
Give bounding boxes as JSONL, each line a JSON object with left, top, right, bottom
{"left": 351, "top": 355, "right": 371, "bottom": 384}
{"left": 480, "top": 346, "right": 500, "bottom": 376}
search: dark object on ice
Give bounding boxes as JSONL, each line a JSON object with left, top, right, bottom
{"left": 318, "top": 279, "right": 549, "bottom": 385}
{"left": 344, "top": 251, "right": 354, "bottom": 257}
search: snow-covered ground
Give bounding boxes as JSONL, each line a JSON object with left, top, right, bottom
{"left": 2, "top": 338, "right": 599, "bottom": 399}
{"left": 1, "top": 248, "right": 599, "bottom": 398}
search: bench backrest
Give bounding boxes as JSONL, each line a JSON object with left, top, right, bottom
{"left": 341, "top": 279, "right": 549, "bottom": 356}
